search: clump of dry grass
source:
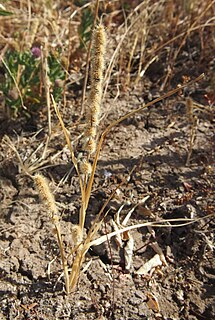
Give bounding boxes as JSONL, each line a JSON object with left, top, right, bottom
{"left": 35, "top": 20, "right": 204, "bottom": 292}
{"left": 102, "top": 0, "right": 215, "bottom": 96}
{"left": 33, "top": 23, "right": 108, "bottom": 293}
{"left": 4, "top": 14, "right": 201, "bottom": 291}
{"left": 2, "top": 1, "right": 213, "bottom": 295}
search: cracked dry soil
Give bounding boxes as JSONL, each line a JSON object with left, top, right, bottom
{"left": 0, "top": 84, "right": 214, "bottom": 320}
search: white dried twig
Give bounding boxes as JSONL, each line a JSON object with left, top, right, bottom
{"left": 135, "top": 254, "right": 162, "bottom": 275}
{"left": 124, "top": 236, "right": 134, "bottom": 270}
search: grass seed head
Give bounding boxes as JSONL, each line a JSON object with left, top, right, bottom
{"left": 85, "top": 125, "right": 97, "bottom": 138}
{"left": 84, "top": 137, "right": 96, "bottom": 154}
{"left": 91, "top": 24, "right": 106, "bottom": 67}
{"left": 79, "top": 159, "right": 92, "bottom": 176}
{"left": 91, "top": 24, "right": 106, "bottom": 90}
{"left": 82, "top": 24, "right": 106, "bottom": 158}
{"left": 71, "top": 225, "right": 83, "bottom": 246}
{"left": 34, "top": 173, "right": 58, "bottom": 217}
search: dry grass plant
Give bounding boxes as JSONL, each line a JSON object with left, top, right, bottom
{"left": 102, "top": 0, "right": 215, "bottom": 94}
{"left": 36, "top": 22, "right": 204, "bottom": 292}
{"left": 3, "top": 23, "right": 206, "bottom": 295}
{"left": 2, "top": 1, "right": 214, "bottom": 295}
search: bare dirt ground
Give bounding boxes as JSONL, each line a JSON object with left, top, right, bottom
{"left": 0, "top": 1, "right": 215, "bottom": 320}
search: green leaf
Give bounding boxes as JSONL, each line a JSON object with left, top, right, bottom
{"left": 0, "top": 9, "right": 13, "bottom": 16}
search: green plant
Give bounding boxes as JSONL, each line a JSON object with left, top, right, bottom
{"left": 76, "top": 0, "right": 94, "bottom": 48}
{"left": 0, "top": 9, "right": 13, "bottom": 16}
{"left": 0, "top": 48, "right": 65, "bottom": 117}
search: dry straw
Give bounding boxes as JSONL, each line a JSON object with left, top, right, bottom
{"left": 3, "top": 0, "right": 211, "bottom": 296}
{"left": 43, "top": 70, "right": 203, "bottom": 294}
{"left": 35, "top": 20, "right": 204, "bottom": 293}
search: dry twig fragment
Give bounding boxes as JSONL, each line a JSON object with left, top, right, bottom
{"left": 146, "top": 292, "right": 160, "bottom": 312}
{"left": 150, "top": 241, "right": 168, "bottom": 267}
{"left": 124, "top": 235, "right": 134, "bottom": 271}
{"left": 135, "top": 254, "right": 162, "bottom": 275}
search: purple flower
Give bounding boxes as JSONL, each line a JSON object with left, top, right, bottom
{"left": 31, "top": 47, "right": 41, "bottom": 58}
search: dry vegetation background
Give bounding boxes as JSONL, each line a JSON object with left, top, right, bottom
{"left": 0, "top": 1, "right": 214, "bottom": 320}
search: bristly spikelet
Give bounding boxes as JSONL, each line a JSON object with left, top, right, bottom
{"left": 90, "top": 24, "right": 106, "bottom": 113}
{"left": 71, "top": 225, "right": 83, "bottom": 246}
{"left": 79, "top": 159, "right": 92, "bottom": 175}
{"left": 85, "top": 125, "right": 97, "bottom": 138}
{"left": 91, "top": 101, "right": 101, "bottom": 115}
{"left": 81, "top": 23, "right": 106, "bottom": 169}
{"left": 85, "top": 24, "right": 106, "bottom": 147}
{"left": 34, "top": 174, "right": 58, "bottom": 218}
{"left": 91, "top": 24, "right": 106, "bottom": 83}
{"left": 84, "top": 137, "right": 96, "bottom": 154}
{"left": 86, "top": 96, "right": 101, "bottom": 126}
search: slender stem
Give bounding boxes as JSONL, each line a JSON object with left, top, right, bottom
{"left": 43, "top": 45, "right": 52, "bottom": 137}
{"left": 80, "top": 0, "right": 100, "bottom": 117}
{"left": 69, "top": 246, "right": 87, "bottom": 291}
{"left": 54, "top": 222, "right": 70, "bottom": 294}
{"left": 52, "top": 96, "right": 85, "bottom": 199}
{"left": 79, "top": 203, "right": 86, "bottom": 232}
